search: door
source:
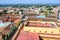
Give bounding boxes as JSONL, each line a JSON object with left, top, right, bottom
{"left": 58, "top": 11, "right": 60, "bottom": 20}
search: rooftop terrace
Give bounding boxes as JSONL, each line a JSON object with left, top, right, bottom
{"left": 25, "top": 22, "right": 57, "bottom": 28}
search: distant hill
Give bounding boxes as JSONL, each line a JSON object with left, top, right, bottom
{"left": 0, "top": 4, "right": 60, "bottom": 8}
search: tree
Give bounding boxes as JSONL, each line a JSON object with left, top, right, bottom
{"left": 49, "top": 10, "right": 54, "bottom": 15}
{"left": 47, "top": 6, "right": 53, "bottom": 10}
{"left": 3, "top": 10, "right": 7, "bottom": 14}
{"left": 16, "top": 11, "right": 19, "bottom": 14}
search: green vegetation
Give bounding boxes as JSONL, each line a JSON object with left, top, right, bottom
{"left": 0, "top": 4, "right": 60, "bottom": 8}
{"left": 3, "top": 10, "right": 7, "bottom": 14}
{"left": 39, "top": 10, "right": 44, "bottom": 13}
{"left": 49, "top": 10, "right": 54, "bottom": 14}
{"left": 16, "top": 11, "right": 19, "bottom": 14}
{"left": 46, "top": 6, "right": 53, "bottom": 10}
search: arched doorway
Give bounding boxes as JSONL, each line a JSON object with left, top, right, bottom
{"left": 58, "top": 10, "right": 60, "bottom": 20}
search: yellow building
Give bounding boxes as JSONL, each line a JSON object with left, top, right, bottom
{"left": 23, "top": 17, "right": 60, "bottom": 40}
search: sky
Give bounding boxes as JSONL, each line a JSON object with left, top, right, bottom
{"left": 0, "top": 0, "right": 60, "bottom": 4}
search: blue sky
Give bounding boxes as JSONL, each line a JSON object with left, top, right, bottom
{"left": 0, "top": 0, "right": 60, "bottom": 4}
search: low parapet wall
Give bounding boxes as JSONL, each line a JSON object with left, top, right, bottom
{"left": 27, "top": 17, "right": 57, "bottom": 22}
{"left": 11, "top": 23, "right": 24, "bottom": 40}
{"left": 24, "top": 27, "right": 60, "bottom": 38}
